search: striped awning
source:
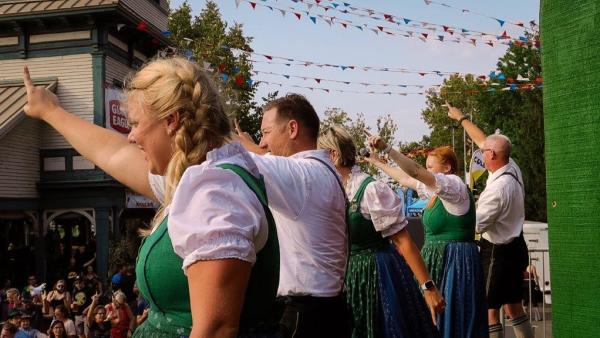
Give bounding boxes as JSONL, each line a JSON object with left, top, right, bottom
{"left": 0, "top": 77, "right": 57, "bottom": 140}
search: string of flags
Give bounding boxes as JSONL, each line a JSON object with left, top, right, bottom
{"left": 421, "top": 0, "right": 536, "bottom": 31}
{"left": 252, "top": 69, "right": 441, "bottom": 87}
{"left": 271, "top": 0, "right": 531, "bottom": 41}
{"left": 234, "top": 0, "right": 521, "bottom": 47}
{"left": 255, "top": 79, "right": 543, "bottom": 96}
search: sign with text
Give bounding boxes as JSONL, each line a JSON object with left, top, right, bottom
{"left": 105, "top": 88, "right": 130, "bottom": 134}
{"left": 126, "top": 192, "right": 159, "bottom": 209}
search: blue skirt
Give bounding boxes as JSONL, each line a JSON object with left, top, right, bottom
{"left": 435, "top": 241, "right": 488, "bottom": 338}
{"left": 346, "top": 243, "right": 439, "bottom": 338}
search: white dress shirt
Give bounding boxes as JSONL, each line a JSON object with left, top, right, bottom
{"left": 476, "top": 158, "right": 525, "bottom": 244}
{"left": 416, "top": 173, "right": 471, "bottom": 216}
{"left": 250, "top": 150, "right": 348, "bottom": 297}
{"left": 346, "top": 166, "right": 407, "bottom": 237}
{"left": 148, "top": 142, "right": 268, "bottom": 273}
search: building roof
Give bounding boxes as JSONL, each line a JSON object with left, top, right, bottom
{"left": 0, "top": 77, "right": 57, "bottom": 140}
{"left": 0, "top": 0, "right": 118, "bottom": 17}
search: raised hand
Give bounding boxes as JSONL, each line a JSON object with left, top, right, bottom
{"left": 23, "top": 66, "right": 61, "bottom": 120}
{"left": 366, "top": 134, "right": 388, "bottom": 152}
{"left": 233, "top": 118, "right": 256, "bottom": 145}
{"left": 445, "top": 101, "right": 464, "bottom": 121}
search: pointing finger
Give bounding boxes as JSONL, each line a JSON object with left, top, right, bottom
{"left": 23, "top": 66, "right": 34, "bottom": 94}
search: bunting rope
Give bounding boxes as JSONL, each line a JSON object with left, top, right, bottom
{"left": 235, "top": 0, "right": 517, "bottom": 47}
{"left": 276, "top": 0, "right": 528, "bottom": 42}
{"left": 421, "top": 0, "right": 537, "bottom": 31}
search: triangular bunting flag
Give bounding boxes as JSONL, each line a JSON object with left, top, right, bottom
{"left": 421, "top": 33, "right": 428, "bottom": 39}
{"left": 495, "top": 18, "right": 505, "bottom": 26}
{"left": 310, "top": 16, "right": 317, "bottom": 24}
{"left": 249, "top": 2, "right": 256, "bottom": 9}
{"left": 235, "top": 0, "right": 242, "bottom": 7}
{"left": 294, "top": 12, "right": 301, "bottom": 20}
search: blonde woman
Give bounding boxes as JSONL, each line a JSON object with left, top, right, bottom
{"left": 23, "top": 56, "right": 279, "bottom": 338}
{"left": 365, "top": 136, "right": 487, "bottom": 338}
{"left": 318, "top": 125, "right": 443, "bottom": 338}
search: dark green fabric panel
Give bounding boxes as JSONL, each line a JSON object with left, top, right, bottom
{"left": 542, "top": 1, "right": 600, "bottom": 336}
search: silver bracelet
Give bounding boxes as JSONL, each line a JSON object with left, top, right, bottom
{"left": 381, "top": 143, "right": 392, "bottom": 154}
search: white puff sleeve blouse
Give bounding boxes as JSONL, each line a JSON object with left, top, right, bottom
{"left": 148, "top": 142, "right": 268, "bottom": 273}
{"left": 346, "top": 166, "right": 407, "bottom": 238}
{"left": 415, "top": 173, "right": 470, "bottom": 216}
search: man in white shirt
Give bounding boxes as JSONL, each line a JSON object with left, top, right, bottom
{"left": 447, "top": 103, "right": 533, "bottom": 338}
{"left": 235, "top": 93, "right": 349, "bottom": 338}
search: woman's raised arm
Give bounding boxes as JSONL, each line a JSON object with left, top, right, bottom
{"left": 23, "top": 66, "right": 154, "bottom": 199}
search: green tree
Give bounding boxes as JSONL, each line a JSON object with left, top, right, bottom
{"left": 168, "top": 1, "right": 262, "bottom": 137}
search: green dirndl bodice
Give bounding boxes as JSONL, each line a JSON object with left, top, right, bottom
{"left": 345, "top": 176, "right": 385, "bottom": 338}
{"left": 134, "top": 164, "right": 280, "bottom": 337}
{"left": 421, "top": 194, "right": 475, "bottom": 287}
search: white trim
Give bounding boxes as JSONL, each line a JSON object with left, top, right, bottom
{"left": 0, "top": 36, "right": 18, "bottom": 46}
{"left": 29, "top": 31, "right": 91, "bottom": 44}
{"left": 108, "top": 34, "right": 128, "bottom": 51}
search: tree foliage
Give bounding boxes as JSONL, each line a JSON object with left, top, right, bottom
{"left": 168, "top": 1, "right": 262, "bottom": 138}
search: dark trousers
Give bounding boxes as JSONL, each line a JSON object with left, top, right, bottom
{"left": 279, "top": 295, "right": 351, "bottom": 338}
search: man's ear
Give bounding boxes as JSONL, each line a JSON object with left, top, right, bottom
{"left": 287, "top": 119, "right": 299, "bottom": 139}
{"left": 443, "top": 164, "right": 452, "bottom": 175}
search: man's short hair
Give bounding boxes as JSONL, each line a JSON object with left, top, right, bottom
{"left": 487, "top": 133, "right": 512, "bottom": 158}
{"left": 263, "top": 93, "right": 320, "bottom": 140}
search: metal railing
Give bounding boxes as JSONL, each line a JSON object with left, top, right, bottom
{"left": 525, "top": 248, "right": 550, "bottom": 338}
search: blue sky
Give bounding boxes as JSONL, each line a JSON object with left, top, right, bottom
{"left": 171, "top": 0, "right": 539, "bottom": 142}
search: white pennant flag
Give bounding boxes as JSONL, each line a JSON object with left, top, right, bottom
{"left": 235, "top": 0, "right": 243, "bottom": 8}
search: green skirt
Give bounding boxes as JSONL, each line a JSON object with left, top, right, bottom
{"left": 132, "top": 310, "right": 191, "bottom": 338}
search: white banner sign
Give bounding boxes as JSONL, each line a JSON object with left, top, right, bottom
{"left": 105, "top": 87, "right": 130, "bottom": 134}
{"left": 126, "top": 192, "right": 160, "bottom": 209}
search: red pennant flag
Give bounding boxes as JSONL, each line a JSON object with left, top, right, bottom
{"left": 419, "top": 72, "right": 426, "bottom": 77}
{"left": 136, "top": 21, "right": 148, "bottom": 32}
{"left": 507, "top": 77, "right": 514, "bottom": 83}
{"left": 442, "top": 25, "right": 450, "bottom": 32}
{"left": 486, "top": 41, "right": 494, "bottom": 47}
{"left": 341, "top": 23, "right": 347, "bottom": 28}
{"left": 294, "top": 12, "right": 301, "bottom": 20}
{"left": 448, "top": 30, "right": 454, "bottom": 35}
{"left": 250, "top": 2, "right": 256, "bottom": 9}
{"left": 218, "top": 64, "right": 226, "bottom": 72}
{"left": 534, "top": 76, "right": 543, "bottom": 84}
{"left": 478, "top": 75, "right": 486, "bottom": 80}
{"left": 315, "top": 0, "right": 321, "bottom": 3}
{"left": 384, "top": 14, "right": 393, "bottom": 20}
{"left": 315, "top": 79, "right": 321, "bottom": 83}
{"left": 349, "top": 66, "right": 355, "bottom": 69}
{"left": 500, "top": 30, "right": 510, "bottom": 39}
{"left": 264, "top": 55, "right": 273, "bottom": 60}
{"left": 421, "top": 33, "right": 428, "bottom": 39}
{"left": 377, "top": 26, "right": 384, "bottom": 31}
{"left": 385, "top": 31, "right": 394, "bottom": 36}
{"left": 235, "top": 74, "right": 245, "bottom": 86}
{"left": 516, "top": 22, "right": 524, "bottom": 27}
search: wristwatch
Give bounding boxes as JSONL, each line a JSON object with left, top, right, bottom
{"left": 420, "top": 279, "right": 436, "bottom": 291}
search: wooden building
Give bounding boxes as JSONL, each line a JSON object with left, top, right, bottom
{"left": 0, "top": 0, "right": 169, "bottom": 286}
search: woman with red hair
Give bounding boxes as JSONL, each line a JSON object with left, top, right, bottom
{"left": 365, "top": 137, "right": 487, "bottom": 338}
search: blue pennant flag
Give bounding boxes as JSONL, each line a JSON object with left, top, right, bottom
{"left": 285, "top": 63, "right": 291, "bottom": 66}
{"left": 509, "top": 84, "right": 517, "bottom": 91}
{"left": 438, "top": 35, "right": 444, "bottom": 41}
{"left": 332, "top": 3, "right": 339, "bottom": 8}
{"left": 355, "top": 26, "right": 363, "bottom": 30}
{"left": 284, "top": 75, "right": 290, "bottom": 79}
{"left": 340, "top": 65, "right": 347, "bottom": 70}
{"left": 343, "top": 2, "right": 350, "bottom": 6}
{"left": 497, "top": 73, "right": 506, "bottom": 81}
{"left": 489, "top": 71, "right": 497, "bottom": 78}
{"left": 462, "top": 28, "right": 469, "bottom": 33}
{"left": 495, "top": 18, "right": 505, "bottom": 27}
{"left": 161, "top": 31, "right": 172, "bottom": 37}
{"left": 403, "top": 18, "right": 411, "bottom": 24}
{"left": 310, "top": 16, "right": 317, "bottom": 24}
{"left": 220, "top": 73, "right": 229, "bottom": 82}
{"left": 519, "top": 36, "right": 529, "bottom": 42}
{"left": 246, "top": 79, "right": 253, "bottom": 86}
{"left": 233, "top": 66, "right": 240, "bottom": 73}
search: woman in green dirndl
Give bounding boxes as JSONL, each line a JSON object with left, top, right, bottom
{"left": 318, "top": 125, "right": 444, "bottom": 338}
{"left": 23, "top": 57, "right": 279, "bottom": 338}
{"left": 366, "top": 135, "right": 488, "bottom": 338}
